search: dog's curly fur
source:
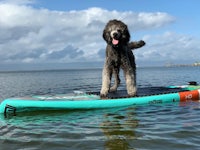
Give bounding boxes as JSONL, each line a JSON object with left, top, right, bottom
{"left": 109, "top": 40, "right": 145, "bottom": 93}
{"left": 100, "top": 19, "right": 145, "bottom": 98}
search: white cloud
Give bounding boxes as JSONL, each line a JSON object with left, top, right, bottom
{"left": 1, "top": 1, "right": 190, "bottom": 67}
{"left": 135, "top": 31, "right": 200, "bottom": 65}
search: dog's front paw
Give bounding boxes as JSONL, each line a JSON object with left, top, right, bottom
{"left": 127, "top": 93, "right": 137, "bottom": 97}
{"left": 100, "top": 93, "right": 108, "bottom": 99}
{"left": 100, "top": 88, "right": 109, "bottom": 99}
{"left": 127, "top": 88, "right": 137, "bottom": 97}
{"left": 138, "top": 40, "right": 145, "bottom": 47}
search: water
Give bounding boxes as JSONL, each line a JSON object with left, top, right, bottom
{"left": 0, "top": 66, "right": 200, "bottom": 150}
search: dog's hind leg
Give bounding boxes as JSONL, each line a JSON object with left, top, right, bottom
{"left": 110, "top": 68, "right": 120, "bottom": 92}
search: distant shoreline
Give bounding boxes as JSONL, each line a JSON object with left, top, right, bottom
{"left": 0, "top": 65, "right": 199, "bottom": 73}
{"left": 165, "top": 62, "right": 200, "bottom": 67}
{"left": 1, "top": 61, "right": 200, "bottom": 72}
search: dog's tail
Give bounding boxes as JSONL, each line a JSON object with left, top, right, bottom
{"left": 128, "top": 40, "right": 145, "bottom": 50}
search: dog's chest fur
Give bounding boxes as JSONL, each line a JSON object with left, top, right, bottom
{"left": 106, "top": 45, "right": 129, "bottom": 68}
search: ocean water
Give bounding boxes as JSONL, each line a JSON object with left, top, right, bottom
{"left": 0, "top": 66, "right": 200, "bottom": 150}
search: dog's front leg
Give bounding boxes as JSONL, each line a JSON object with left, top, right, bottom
{"left": 100, "top": 65, "right": 111, "bottom": 98}
{"left": 123, "top": 69, "right": 137, "bottom": 97}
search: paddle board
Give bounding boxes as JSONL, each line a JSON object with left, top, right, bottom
{"left": 1, "top": 85, "right": 200, "bottom": 115}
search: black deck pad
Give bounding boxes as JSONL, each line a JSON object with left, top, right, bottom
{"left": 87, "top": 87, "right": 188, "bottom": 99}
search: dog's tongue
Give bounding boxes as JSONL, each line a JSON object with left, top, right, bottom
{"left": 112, "top": 39, "right": 119, "bottom": 45}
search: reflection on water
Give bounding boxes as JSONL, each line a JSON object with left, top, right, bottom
{"left": 0, "top": 107, "right": 140, "bottom": 150}
{"left": 101, "top": 107, "right": 139, "bottom": 150}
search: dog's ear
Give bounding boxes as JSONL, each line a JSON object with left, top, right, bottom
{"left": 103, "top": 29, "right": 111, "bottom": 43}
{"left": 122, "top": 26, "right": 130, "bottom": 43}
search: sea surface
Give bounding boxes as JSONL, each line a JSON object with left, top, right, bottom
{"left": 0, "top": 66, "right": 200, "bottom": 150}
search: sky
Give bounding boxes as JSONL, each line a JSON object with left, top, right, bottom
{"left": 0, "top": 0, "right": 200, "bottom": 70}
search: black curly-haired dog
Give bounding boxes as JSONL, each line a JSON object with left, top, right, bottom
{"left": 109, "top": 40, "right": 145, "bottom": 93}
{"left": 100, "top": 19, "right": 145, "bottom": 98}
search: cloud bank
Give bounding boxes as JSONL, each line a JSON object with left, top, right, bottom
{"left": 136, "top": 32, "right": 200, "bottom": 65}
{"left": 0, "top": 1, "right": 199, "bottom": 69}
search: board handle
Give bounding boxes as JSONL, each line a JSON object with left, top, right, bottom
{"left": 4, "top": 104, "right": 16, "bottom": 117}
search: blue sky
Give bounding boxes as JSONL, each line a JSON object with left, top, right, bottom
{"left": 0, "top": 0, "right": 200, "bottom": 70}
{"left": 34, "top": 0, "right": 200, "bottom": 34}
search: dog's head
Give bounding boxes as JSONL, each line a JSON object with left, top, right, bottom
{"left": 103, "top": 19, "right": 130, "bottom": 47}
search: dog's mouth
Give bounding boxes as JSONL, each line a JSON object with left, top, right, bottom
{"left": 111, "top": 30, "right": 121, "bottom": 46}
{"left": 112, "top": 39, "right": 119, "bottom": 45}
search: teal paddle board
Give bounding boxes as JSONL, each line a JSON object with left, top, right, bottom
{"left": 1, "top": 85, "right": 200, "bottom": 115}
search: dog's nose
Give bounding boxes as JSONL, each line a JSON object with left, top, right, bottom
{"left": 113, "top": 32, "right": 118, "bottom": 37}
{"left": 113, "top": 32, "right": 120, "bottom": 39}
{"left": 111, "top": 30, "right": 121, "bottom": 39}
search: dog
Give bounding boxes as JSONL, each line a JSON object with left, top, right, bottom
{"left": 109, "top": 40, "right": 145, "bottom": 93}
{"left": 100, "top": 19, "right": 145, "bottom": 98}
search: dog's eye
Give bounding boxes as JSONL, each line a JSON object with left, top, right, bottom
{"left": 117, "top": 29, "right": 121, "bottom": 33}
